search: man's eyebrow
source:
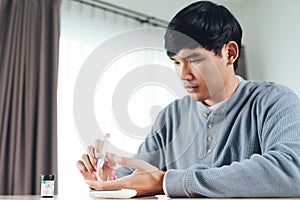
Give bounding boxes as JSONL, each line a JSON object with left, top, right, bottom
{"left": 184, "top": 53, "right": 202, "bottom": 60}
{"left": 170, "top": 52, "right": 202, "bottom": 60}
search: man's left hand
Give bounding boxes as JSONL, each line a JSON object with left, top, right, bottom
{"left": 85, "top": 157, "right": 165, "bottom": 197}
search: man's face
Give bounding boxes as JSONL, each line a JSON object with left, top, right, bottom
{"left": 171, "top": 46, "right": 230, "bottom": 105}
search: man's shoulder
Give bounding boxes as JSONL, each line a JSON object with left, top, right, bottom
{"left": 242, "top": 79, "right": 299, "bottom": 105}
{"left": 165, "top": 95, "right": 194, "bottom": 110}
{"left": 244, "top": 79, "right": 295, "bottom": 96}
{"left": 156, "top": 95, "right": 195, "bottom": 119}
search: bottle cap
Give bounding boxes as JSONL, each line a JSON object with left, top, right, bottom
{"left": 41, "top": 174, "right": 55, "bottom": 181}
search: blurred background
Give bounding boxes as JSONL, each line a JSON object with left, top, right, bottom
{"left": 1, "top": 0, "right": 300, "bottom": 198}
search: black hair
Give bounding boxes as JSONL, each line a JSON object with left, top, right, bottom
{"left": 164, "top": 1, "right": 242, "bottom": 70}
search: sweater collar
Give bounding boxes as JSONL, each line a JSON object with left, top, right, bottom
{"left": 197, "top": 76, "right": 246, "bottom": 115}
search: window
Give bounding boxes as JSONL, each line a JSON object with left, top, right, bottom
{"left": 58, "top": 0, "right": 183, "bottom": 196}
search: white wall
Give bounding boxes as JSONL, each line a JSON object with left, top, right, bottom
{"left": 243, "top": 0, "right": 300, "bottom": 96}
{"left": 101, "top": 0, "right": 198, "bottom": 21}
{"left": 101, "top": 0, "right": 245, "bottom": 22}
{"left": 103, "top": 0, "right": 300, "bottom": 96}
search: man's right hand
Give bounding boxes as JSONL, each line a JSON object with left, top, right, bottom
{"left": 77, "top": 146, "right": 117, "bottom": 183}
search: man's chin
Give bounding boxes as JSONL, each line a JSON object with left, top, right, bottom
{"left": 189, "top": 93, "right": 201, "bottom": 102}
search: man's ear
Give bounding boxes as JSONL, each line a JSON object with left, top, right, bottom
{"left": 226, "top": 41, "right": 239, "bottom": 65}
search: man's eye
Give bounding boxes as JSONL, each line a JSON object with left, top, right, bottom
{"left": 173, "top": 61, "right": 180, "bottom": 65}
{"left": 189, "top": 59, "right": 202, "bottom": 64}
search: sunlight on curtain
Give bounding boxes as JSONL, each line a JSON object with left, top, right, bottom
{"left": 58, "top": 0, "right": 183, "bottom": 196}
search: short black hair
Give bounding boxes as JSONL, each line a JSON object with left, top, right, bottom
{"left": 164, "top": 1, "right": 242, "bottom": 70}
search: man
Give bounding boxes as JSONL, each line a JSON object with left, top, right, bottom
{"left": 77, "top": 1, "right": 300, "bottom": 197}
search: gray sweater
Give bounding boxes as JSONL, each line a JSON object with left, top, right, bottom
{"left": 116, "top": 78, "right": 300, "bottom": 197}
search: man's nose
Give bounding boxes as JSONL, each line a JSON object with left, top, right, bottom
{"left": 178, "top": 63, "right": 193, "bottom": 81}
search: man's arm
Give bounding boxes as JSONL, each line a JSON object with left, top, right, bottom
{"left": 164, "top": 91, "right": 300, "bottom": 197}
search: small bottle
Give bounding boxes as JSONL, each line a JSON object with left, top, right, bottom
{"left": 40, "top": 174, "right": 55, "bottom": 198}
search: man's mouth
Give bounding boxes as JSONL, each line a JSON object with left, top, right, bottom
{"left": 185, "top": 85, "right": 199, "bottom": 93}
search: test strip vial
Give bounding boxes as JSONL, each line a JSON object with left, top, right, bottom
{"left": 40, "top": 174, "right": 55, "bottom": 198}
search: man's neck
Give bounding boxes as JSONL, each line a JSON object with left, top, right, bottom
{"left": 203, "top": 75, "right": 241, "bottom": 107}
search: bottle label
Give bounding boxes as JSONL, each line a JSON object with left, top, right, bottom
{"left": 41, "top": 180, "right": 54, "bottom": 197}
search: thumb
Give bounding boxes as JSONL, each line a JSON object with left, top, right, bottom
{"left": 116, "top": 157, "right": 157, "bottom": 172}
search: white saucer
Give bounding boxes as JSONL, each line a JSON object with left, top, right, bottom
{"left": 89, "top": 189, "right": 137, "bottom": 199}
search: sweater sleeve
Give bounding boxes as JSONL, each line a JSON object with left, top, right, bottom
{"left": 116, "top": 109, "right": 169, "bottom": 178}
{"left": 165, "top": 90, "right": 300, "bottom": 197}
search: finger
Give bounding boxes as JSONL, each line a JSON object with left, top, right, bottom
{"left": 76, "top": 160, "right": 89, "bottom": 175}
{"left": 106, "top": 152, "right": 116, "bottom": 168}
{"left": 108, "top": 168, "right": 116, "bottom": 181}
{"left": 96, "top": 165, "right": 113, "bottom": 181}
{"left": 77, "top": 160, "right": 97, "bottom": 181}
{"left": 116, "top": 157, "right": 157, "bottom": 172}
{"left": 87, "top": 146, "right": 97, "bottom": 166}
{"left": 98, "top": 165, "right": 115, "bottom": 181}
{"left": 95, "top": 167, "right": 103, "bottom": 181}
{"left": 87, "top": 146, "right": 95, "bottom": 157}
{"left": 81, "top": 154, "right": 96, "bottom": 175}
{"left": 79, "top": 168, "right": 96, "bottom": 181}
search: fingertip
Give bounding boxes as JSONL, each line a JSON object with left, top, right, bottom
{"left": 77, "top": 160, "right": 89, "bottom": 174}
{"left": 81, "top": 154, "right": 88, "bottom": 160}
{"left": 110, "top": 168, "right": 116, "bottom": 174}
{"left": 115, "top": 156, "right": 136, "bottom": 166}
{"left": 85, "top": 179, "right": 91, "bottom": 185}
{"left": 115, "top": 156, "right": 122, "bottom": 164}
{"left": 76, "top": 160, "right": 82, "bottom": 168}
{"left": 87, "top": 146, "right": 94, "bottom": 155}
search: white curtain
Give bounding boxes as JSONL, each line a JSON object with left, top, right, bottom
{"left": 58, "top": 0, "right": 185, "bottom": 196}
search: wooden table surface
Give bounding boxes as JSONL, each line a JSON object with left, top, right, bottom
{"left": 0, "top": 196, "right": 300, "bottom": 200}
